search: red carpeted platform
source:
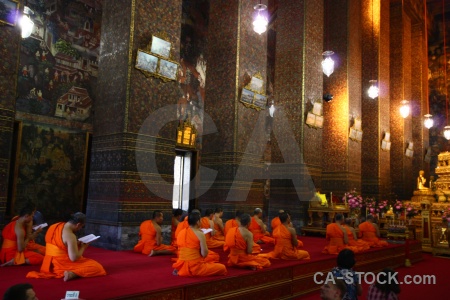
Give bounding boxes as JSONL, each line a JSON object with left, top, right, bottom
{"left": 0, "top": 237, "right": 422, "bottom": 300}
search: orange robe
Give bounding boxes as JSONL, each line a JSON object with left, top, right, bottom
{"left": 358, "top": 222, "right": 389, "bottom": 247}
{"left": 249, "top": 217, "right": 275, "bottom": 244}
{"left": 271, "top": 217, "right": 281, "bottom": 231}
{"left": 26, "top": 222, "right": 106, "bottom": 279}
{"left": 322, "top": 223, "right": 358, "bottom": 254}
{"left": 1, "top": 219, "right": 45, "bottom": 265}
{"left": 212, "top": 221, "right": 225, "bottom": 242}
{"left": 134, "top": 220, "right": 176, "bottom": 255}
{"left": 200, "top": 217, "right": 225, "bottom": 249}
{"left": 343, "top": 225, "right": 370, "bottom": 252}
{"left": 264, "top": 225, "right": 310, "bottom": 260}
{"left": 224, "top": 227, "right": 270, "bottom": 269}
{"left": 173, "top": 218, "right": 219, "bottom": 263}
{"left": 172, "top": 227, "right": 227, "bottom": 277}
{"left": 224, "top": 219, "right": 239, "bottom": 237}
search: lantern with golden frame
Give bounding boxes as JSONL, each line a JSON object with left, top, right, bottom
{"left": 176, "top": 119, "right": 197, "bottom": 148}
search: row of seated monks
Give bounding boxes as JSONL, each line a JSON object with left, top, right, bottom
{"left": 1, "top": 202, "right": 387, "bottom": 281}
{"left": 323, "top": 213, "right": 388, "bottom": 255}
{"left": 135, "top": 207, "right": 311, "bottom": 276}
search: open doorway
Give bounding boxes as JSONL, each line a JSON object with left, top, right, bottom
{"left": 172, "top": 150, "right": 197, "bottom": 212}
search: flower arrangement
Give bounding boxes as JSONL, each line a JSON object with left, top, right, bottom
{"left": 392, "top": 200, "right": 403, "bottom": 215}
{"left": 377, "top": 200, "right": 388, "bottom": 213}
{"left": 442, "top": 206, "right": 450, "bottom": 223}
{"left": 405, "top": 203, "right": 418, "bottom": 218}
{"left": 364, "top": 198, "right": 388, "bottom": 215}
{"left": 342, "top": 189, "right": 363, "bottom": 209}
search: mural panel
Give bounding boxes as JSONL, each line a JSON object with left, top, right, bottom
{"left": 15, "top": 0, "right": 101, "bottom": 122}
{"left": 14, "top": 122, "right": 87, "bottom": 223}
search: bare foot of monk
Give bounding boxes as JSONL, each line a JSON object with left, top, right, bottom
{"left": 0, "top": 259, "right": 14, "bottom": 267}
{"left": 64, "top": 271, "right": 77, "bottom": 282}
{"left": 149, "top": 250, "right": 154, "bottom": 257}
{"left": 172, "top": 269, "right": 178, "bottom": 276}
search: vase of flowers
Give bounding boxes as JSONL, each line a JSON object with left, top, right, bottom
{"left": 392, "top": 200, "right": 403, "bottom": 219}
{"left": 343, "top": 189, "right": 363, "bottom": 217}
{"left": 377, "top": 200, "right": 388, "bottom": 217}
{"left": 405, "top": 203, "right": 418, "bottom": 224}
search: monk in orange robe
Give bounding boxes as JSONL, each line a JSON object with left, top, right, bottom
{"left": 249, "top": 208, "right": 275, "bottom": 244}
{"left": 27, "top": 212, "right": 106, "bottom": 281}
{"left": 224, "top": 210, "right": 242, "bottom": 237}
{"left": 343, "top": 218, "right": 369, "bottom": 252}
{"left": 264, "top": 212, "right": 310, "bottom": 260}
{"left": 225, "top": 213, "right": 270, "bottom": 270}
{"left": 270, "top": 209, "right": 284, "bottom": 231}
{"left": 212, "top": 207, "right": 225, "bottom": 242}
{"left": 173, "top": 212, "right": 227, "bottom": 277}
{"left": 200, "top": 209, "right": 225, "bottom": 249}
{"left": 358, "top": 214, "right": 388, "bottom": 247}
{"left": 171, "top": 208, "right": 183, "bottom": 247}
{"left": 323, "top": 214, "right": 358, "bottom": 255}
{"left": 1, "top": 202, "right": 44, "bottom": 266}
{"left": 134, "top": 210, "right": 177, "bottom": 256}
{"left": 174, "top": 210, "right": 219, "bottom": 263}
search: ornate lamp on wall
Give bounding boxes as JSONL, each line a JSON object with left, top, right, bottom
{"left": 253, "top": 1, "right": 268, "bottom": 35}
{"left": 20, "top": 6, "right": 34, "bottom": 39}
{"left": 367, "top": 0, "right": 379, "bottom": 99}
{"left": 400, "top": 100, "right": 410, "bottom": 118}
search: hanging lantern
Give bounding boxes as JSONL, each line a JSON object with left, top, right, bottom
{"left": 253, "top": 3, "right": 268, "bottom": 35}
{"left": 399, "top": 100, "right": 410, "bottom": 118}
{"left": 424, "top": 114, "right": 434, "bottom": 129}
{"left": 269, "top": 101, "right": 275, "bottom": 117}
{"left": 321, "top": 51, "right": 335, "bottom": 77}
{"left": 176, "top": 120, "right": 197, "bottom": 148}
{"left": 444, "top": 126, "right": 450, "bottom": 140}
{"left": 368, "top": 80, "right": 379, "bottom": 99}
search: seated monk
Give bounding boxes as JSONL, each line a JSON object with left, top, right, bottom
{"left": 323, "top": 214, "right": 358, "bottom": 255}
{"left": 224, "top": 210, "right": 243, "bottom": 237}
{"left": 171, "top": 208, "right": 183, "bottom": 247}
{"left": 26, "top": 212, "right": 106, "bottom": 281}
{"left": 358, "top": 214, "right": 388, "bottom": 247}
{"left": 134, "top": 210, "right": 176, "bottom": 256}
{"left": 1, "top": 202, "right": 45, "bottom": 266}
{"left": 343, "top": 218, "right": 369, "bottom": 252}
{"left": 224, "top": 213, "right": 270, "bottom": 270}
{"left": 270, "top": 209, "right": 284, "bottom": 231}
{"left": 200, "top": 209, "right": 225, "bottom": 249}
{"left": 249, "top": 208, "right": 275, "bottom": 244}
{"left": 174, "top": 209, "right": 219, "bottom": 263}
{"left": 212, "top": 206, "right": 225, "bottom": 242}
{"left": 263, "top": 212, "right": 310, "bottom": 260}
{"left": 172, "top": 212, "right": 227, "bottom": 277}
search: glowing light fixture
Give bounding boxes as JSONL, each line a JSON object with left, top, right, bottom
{"left": 368, "top": 80, "right": 379, "bottom": 99}
{"left": 253, "top": 2, "right": 268, "bottom": 35}
{"left": 423, "top": 114, "right": 434, "bottom": 129}
{"left": 269, "top": 101, "right": 275, "bottom": 117}
{"left": 399, "top": 100, "right": 410, "bottom": 118}
{"left": 444, "top": 126, "right": 450, "bottom": 140}
{"left": 20, "top": 6, "right": 34, "bottom": 39}
{"left": 322, "top": 51, "right": 335, "bottom": 77}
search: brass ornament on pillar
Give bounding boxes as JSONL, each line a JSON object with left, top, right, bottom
{"left": 135, "top": 32, "right": 180, "bottom": 82}
{"left": 349, "top": 117, "right": 363, "bottom": 142}
{"left": 239, "top": 72, "right": 267, "bottom": 111}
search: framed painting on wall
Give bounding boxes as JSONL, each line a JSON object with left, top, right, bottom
{"left": 0, "top": 0, "right": 19, "bottom": 26}
{"left": 150, "top": 35, "right": 171, "bottom": 59}
{"left": 158, "top": 59, "right": 178, "bottom": 80}
{"left": 135, "top": 50, "right": 158, "bottom": 73}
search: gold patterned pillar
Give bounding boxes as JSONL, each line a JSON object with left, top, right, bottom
{"left": 199, "top": 0, "right": 268, "bottom": 215}
{"left": 361, "top": 0, "right": 391, "bottom": 199}
{"left": 322, "top": 0, "right": 362, "bottom": 196}
{"left": 87, "top": 0, "right": 181, "bottom": 250}
{"left": 269, "top": 0, "right": 323, "bottom": 223}
{"left": 390, "top": 1, "right": 413, "bottom": 200}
